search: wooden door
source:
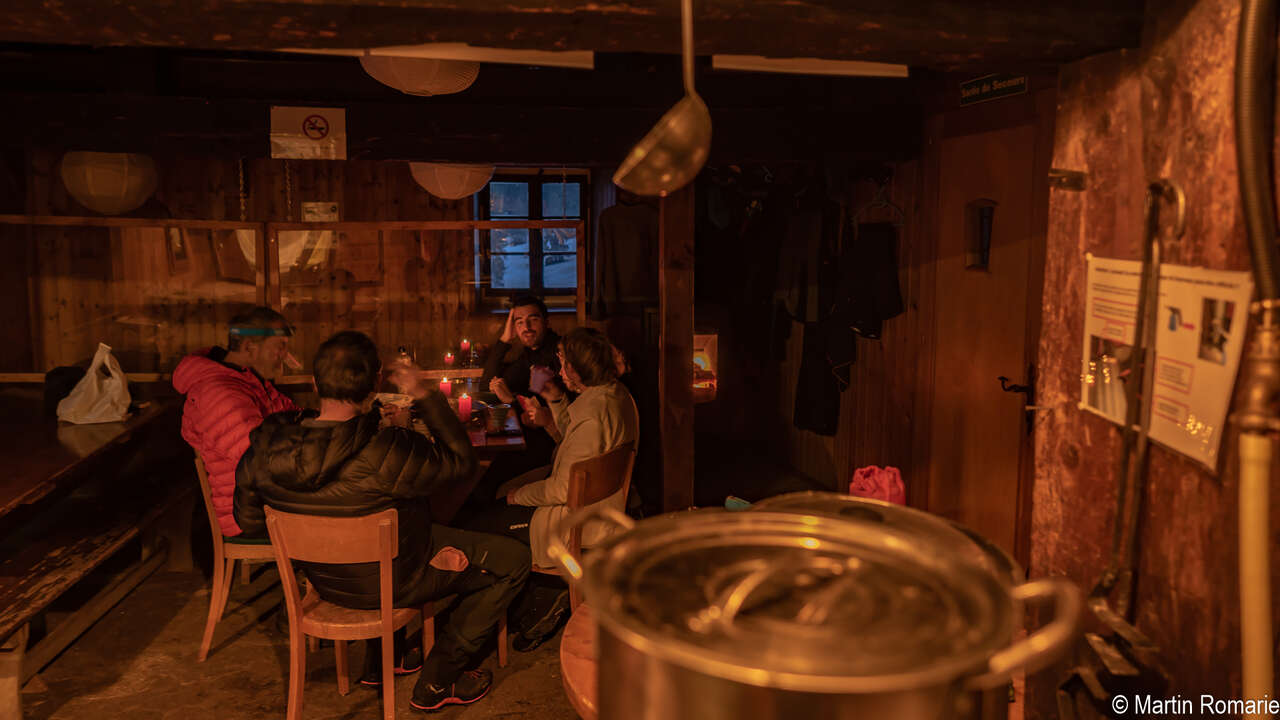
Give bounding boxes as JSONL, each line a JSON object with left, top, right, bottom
{"left": 928, "top": 122, "right": 1039, "bottom": 561}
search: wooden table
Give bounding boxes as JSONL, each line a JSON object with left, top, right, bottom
{"left": 559, "top": 603, "right": 598, "bottom": 720}
{"left": 0, "top": 387, "right": 171, "bottom": 518}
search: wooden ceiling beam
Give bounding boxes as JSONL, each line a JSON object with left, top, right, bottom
{"left": 0, "top": 0, "right": 1142, "bottom": 69}
{"left": 1, "top": 93, "right": 920, "bottom": 165}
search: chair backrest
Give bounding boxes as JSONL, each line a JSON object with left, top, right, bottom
{"left": 264, "top": 506, "right": 399, "bottom": 631}
{"left": 564, "top": 441, "right": 636, "bottom": 553}
{"left": 194, "top": 454, "right": 222, "bottom": 544}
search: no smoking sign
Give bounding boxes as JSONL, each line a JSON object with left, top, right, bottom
{"left": 302, "top": 115, "right": 329, "bottom": 140}
{"left": 270, "top": 106, "right": 346, "bottom": 159}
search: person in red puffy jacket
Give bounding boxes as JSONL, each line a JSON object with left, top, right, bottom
{"left": 173, "top": 306, "right": 299, "bottom": 537}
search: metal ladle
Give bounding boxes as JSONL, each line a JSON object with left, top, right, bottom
{"left": 612, "top": 0, "right": 711, "bottom": 197}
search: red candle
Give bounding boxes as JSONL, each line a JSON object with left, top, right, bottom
{"left": 439, "top": 377, "right": 452, "bottom": 397}
{"left": 460, "top": 338, "right": 471, "bottom": 353}
{"left": 444, "top": 352, "right": 455, "bottom": 367}
{"left": 457, "top": 393, "right": 472, "bottom": 421}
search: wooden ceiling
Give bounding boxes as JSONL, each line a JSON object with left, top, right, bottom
{"left": 0, "top": 47, "right": 929, "bottom": 164}
{"left": 0, "top": 0, "right": 1143, "bottom": 69}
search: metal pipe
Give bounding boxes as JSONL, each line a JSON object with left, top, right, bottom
{"left": 1236, "top": 1, "right": 1280, "bottom": 715}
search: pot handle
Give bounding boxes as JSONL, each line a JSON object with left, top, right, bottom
{"left": 545, "top": 506, "right": 636, "bottom": 586}
{"left": 964, "top": 578, "right": 1083, "bottom": 690}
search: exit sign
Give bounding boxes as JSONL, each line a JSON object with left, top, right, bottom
{"left": 960, "top": 74, "right": 1028, "bottom": 106}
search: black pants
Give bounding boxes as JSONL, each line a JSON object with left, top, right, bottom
{"left": 453, "top": 446, "right": 552, "bottom": 528}
{"left": 365, "top": 524, "right": 530, "bottom": 694}
{"left": 461, "top": 502, "right": 535, "bottom": 546}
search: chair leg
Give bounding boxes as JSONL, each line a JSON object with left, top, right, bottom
{"left": 286, "top": 619, "right": 307, "bottom": 720}
{"left": 381, "top": 630, "right": 395, "bottom": 720}
{"left": 240, "top": 559, "right": 252, "bottom": 585}
{"left": 198, "top": 552, "right": 228, "bottom": 662}
{"left": 421, "top": 610, "right": 435, "bottom": 657}
{"left": 497, "top": 616, "right": 508, "bottom": 669}
{"left": 334, "top": 640, "right": 350, "bottom": 695}
{"left": 307, "top": 635, "right": 319, "bottom": 653}
{"left": 213, "top": 557, "right": 236, "bottom": 621}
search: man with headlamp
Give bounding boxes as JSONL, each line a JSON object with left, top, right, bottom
{"left": 173, "top": 306, "right": 300, "bottom": 538}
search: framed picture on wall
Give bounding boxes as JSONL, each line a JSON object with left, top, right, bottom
{"left": 166, "top": 227, "right": 191, "bottom": 275}
{"left": 211, "top": 229, "right": 258, "bottom": 284}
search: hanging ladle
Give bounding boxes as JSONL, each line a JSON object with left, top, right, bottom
{"left": 612, "top": 0, "right": 712, "bottom": 197}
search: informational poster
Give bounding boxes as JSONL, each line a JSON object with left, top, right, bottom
{"left": 270, "top": 106, "right": 347, "bottom": 160}
{"left": 1080, "top": 254, "right": 1254, "bottom": 468}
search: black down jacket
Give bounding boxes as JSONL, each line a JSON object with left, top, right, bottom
{"left": 233, "top": 392, "right": 476, "bottom": 608}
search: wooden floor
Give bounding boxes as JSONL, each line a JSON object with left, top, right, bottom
{"left": 20, "top": 569, "right": 576, "bottom": 720}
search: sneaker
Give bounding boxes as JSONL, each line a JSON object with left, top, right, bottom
{"left": 358, "top": 646, "right": 424, "bottom": 687}
{"left": 409, "top": 669, "right": 492, "bottom": 712}
{"left": 513, "top": 589, "right": 570, "bottom": 652}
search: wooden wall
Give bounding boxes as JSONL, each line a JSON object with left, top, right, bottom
{"left": 1029, "top": 0, "right": 1279, "bottom": 714}
{"left": 5, "top": 148, "right": 580, "bottom": 374}
{"left": 775, "top": 165, "right": 936, "bottom": 503}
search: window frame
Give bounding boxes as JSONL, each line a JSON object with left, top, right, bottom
{"left": 476, "top": 172, "right": 588, "bottom": 299}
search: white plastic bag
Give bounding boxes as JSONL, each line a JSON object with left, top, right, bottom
{"left": 57, "top": 343, "right": 132, "bottom": 424}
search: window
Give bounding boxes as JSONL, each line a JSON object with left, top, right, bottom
{"left": 478, "top": 173, "right": 586, "bottom": 296}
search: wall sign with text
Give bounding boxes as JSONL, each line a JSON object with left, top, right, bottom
{"left": 960, "top": 74, "right": 1028, "bottom": 106}
{"left": 1079, "top": 254, "right": 1253, "bottom": 469}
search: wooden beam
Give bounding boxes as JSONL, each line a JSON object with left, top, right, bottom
{"left": 0, "top": 1, "right": 1143, "bottom": 69}
{"left": 0, "top": 92, "right": 922, "bottom": 165}
{"left": 659, "top": 185, "right": 695, "bottom": 512}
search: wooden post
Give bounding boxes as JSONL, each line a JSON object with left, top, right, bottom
{"left": 659, "top": 186, "right": 695, "bottom": 512}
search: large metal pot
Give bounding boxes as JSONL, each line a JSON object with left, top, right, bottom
{"left": 548, "top": 508, "right": 1078, "bottom": 720}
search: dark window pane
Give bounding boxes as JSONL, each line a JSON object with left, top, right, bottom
{"left": 488, "top": 228, "right": 530, "bottom": 253}
{"left": 489, "top": 182, "right": 529, "bottom": 217}
{"left": 543, "top": 253, "right": 577, "bottom": 288}
{"left": 542, "top": 228, "right": 577, "bottom": 253}
{"left": 491, "top": 253, "right": 530, "bottom": 289}
{"left": 541, "top": 182, "right": 580, "bottom": 217}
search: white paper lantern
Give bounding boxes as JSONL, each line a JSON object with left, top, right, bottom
{"left": 410, "top": 163, "right": 495, "bottom": 200}
{"left": 359, "top": 54, "right": 480, "bottom": 96}
{"left": 60, "top": 152, "right": 158, "bottom": 215}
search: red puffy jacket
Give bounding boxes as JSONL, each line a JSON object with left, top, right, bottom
{"left": 173, "top": 348, "right": 298, "bottom": 536}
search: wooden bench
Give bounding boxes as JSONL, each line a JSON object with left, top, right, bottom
{"left": 0, "top": 460, "right": 195, "bottom": 716}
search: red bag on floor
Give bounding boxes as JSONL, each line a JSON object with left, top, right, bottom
{"left": 849, "top": 465, "right": 905, "bottom": 505}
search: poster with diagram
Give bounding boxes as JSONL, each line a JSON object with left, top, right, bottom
{"left": 1080, "top": 254, "right": 1254, "bottom": 468}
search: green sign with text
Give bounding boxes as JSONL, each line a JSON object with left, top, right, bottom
{"left": 960, "top": 74, "right": 1028, "bottom": 106}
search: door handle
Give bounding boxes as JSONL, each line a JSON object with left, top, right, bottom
{"left": 998, "top": 376, "right": 1032, "bottom": 395}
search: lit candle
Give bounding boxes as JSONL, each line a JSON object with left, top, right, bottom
{"left": 460, "top": 338, "right": 471, "bottom": 353}
{"left": 444, "top": 352, "right": 455, "bottom": 367}
{"left": 439, "top": 377, "right": 452, "bottom": 397}
{"left": 457, "top": 393, "right": 472, "bottom": 421}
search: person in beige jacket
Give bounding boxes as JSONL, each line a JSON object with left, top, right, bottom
{"left": 461, "top": 326, "right": 638, "bottom": 650}
{"left": 508, "top": 327, "right": 639, "bottom": 566}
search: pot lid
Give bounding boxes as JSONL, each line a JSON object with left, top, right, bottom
{"left": 752, "top": 492, "right": 1023, "bottom": 584}
{"left": 585, "top": 510, "right": 1014, "bottom": 694}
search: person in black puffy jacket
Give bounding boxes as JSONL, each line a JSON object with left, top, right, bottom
{"left": 234, "top": 330, "right": 529, "bottom": 712}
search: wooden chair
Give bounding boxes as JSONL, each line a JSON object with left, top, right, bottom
{"left": 265, "top": 506, "right": 433, "bottom": 720}
{"left": 532, "top": 441, "right": 636, "bottom": 609}
{"left": 195, "top": 454, "right": 277, "bottom": 662}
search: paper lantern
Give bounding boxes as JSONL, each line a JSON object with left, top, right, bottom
{"left": 60, "top": 152, "right": 157, "bottom": 215}
{"left": 410, "top": 163, "right": 495, "bottom": 200}
{"left": 359, "top": 55, "right": 480, "bottom": 96}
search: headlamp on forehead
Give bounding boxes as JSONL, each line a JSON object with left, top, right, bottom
{"left": 229, "top": 325, "right": 294, "bottom": 338}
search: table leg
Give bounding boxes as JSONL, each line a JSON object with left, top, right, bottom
{"left": 0, "top": 624, "right": 29, "bottom": 720}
